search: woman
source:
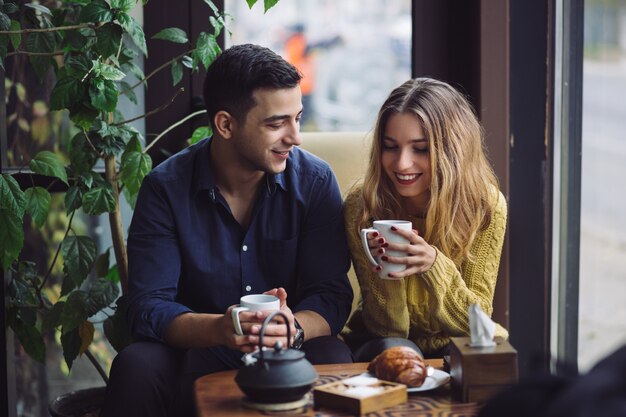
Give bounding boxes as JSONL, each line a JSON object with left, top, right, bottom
{"left": 341, "top": 78, "right": 508, "bottom": 360}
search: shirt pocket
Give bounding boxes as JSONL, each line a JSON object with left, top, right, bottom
{"left": 260, "top": 234, "right": 299, "bottom": 287}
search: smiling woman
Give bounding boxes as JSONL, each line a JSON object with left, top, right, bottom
{"left": 340, "top": 77, "right": 509, "bottom": 361}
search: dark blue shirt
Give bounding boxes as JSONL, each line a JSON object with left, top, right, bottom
{"left": 127, "top": 137, "right": 353, "bottom": 342}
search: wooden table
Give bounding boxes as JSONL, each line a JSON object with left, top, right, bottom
{"left": 194, "top": 360, "right": 480, "bottom": 416}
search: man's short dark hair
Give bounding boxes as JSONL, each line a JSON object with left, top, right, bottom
{"left": 202, "top": 44, "right": 302, "bottom": 128}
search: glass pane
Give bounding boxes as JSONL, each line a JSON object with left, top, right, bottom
{"left": 579, "top": 0, "right": 626, "bottom": 371}
{"left": 224, "top": 0, "right": 411, "bottom": 132}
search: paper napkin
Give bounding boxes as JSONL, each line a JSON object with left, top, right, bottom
{"left": 469, "top": 303, "right": 496, "bottom": 347}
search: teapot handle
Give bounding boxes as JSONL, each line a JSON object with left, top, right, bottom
{"left": 258, "top": 311, "right": 292, "bottom": 361}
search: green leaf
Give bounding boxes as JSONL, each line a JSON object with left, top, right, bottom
{"left": 0, "top": 174, "right": 26, "bottom": 217}
{"left": 96, "top": 132, "right": 127, "bottom": 156}
{"left": 61, "top": 236, "right": 97, "bottom": 287}
{"left": 245, "top": 0, "right": 258, "bottom": 9}
{"left": 124, "top": 60, "right": 144, "bottom": 81}
{"left": 25, "top": 31, "right": 56, "bottom": 80}
{"left": 60, "top": 272, "right": 77, "bottom": 296}
{"left": 0, "top": 13, "right": 7, "bottom": 31}
{"left": 9, "top": 19, "right": 20, "bottom": 49}
{"left": 78, "top": 321, "right": 94, "bottom": 355}
{"left": 63, "top": 27, "right": 97, "bottom": 51}
{"left": 42, "top": 301, "right": 65, "bottom": 332}
{"left": 3, "top": 3, "right": 20, "bottom": 14}
{"left": 65, "top": 186, "right": 83, "bottom": 214}
{"left": 111, "top": 0, "right": 135, "bottom": 13}
{"left": 181, "top": 55, "right": 193, "bottom": 69}
{"left": 194, "top": 32, "right": 220, "bottom": 70}
{"left": 104, "top": 296, "right": 132, "bottom": 353}
{"left": 119, "top": 81, "right": 138, "bottom": 105}
{"left": 202, "top": 0, "right": 220, "bottom": 15}
{"left": 264, "top": 0, "right": 279, "bottom": 12}
{"left": 69, "top": 105, "right": 98, "bottom": 131}
{"left": 125, "top": 135, "right": 142, "bottom": 153}
{"left": 60, "top": 327, "right": 81, "bottom": 370}
{"left": 29, "top": 151, "right": 69, "bottom": 185}
{"left": 0, "top": 42, "right": 6, "bottom": 71}
{"left": 11, "top": 320, "right": 45, "bottom": 363}
{"left": 189, "top": 126, "right": 211, "bottom": 145}
{"left": 171, "top": 59, "right": 182, "bottom": 86}
{"left": 69, "top": 132, "right": 98, "bottom": 175}
{"left": 24, "top": 187, "right": 51, "bottom": 228}
{"left": 152, "top": 27, "right": 188, "bottom": 44}
{"left": 117, "top": 13, "right": 147, "bottom": 57}
{"left": 7, "top": 274, "right": 32, "bottom": 305}
{"left": 60, "top": 291, "right": 88, "bottom": 334}
{"left": 17, "top": 261, "right": 38, "bottom": 285}
{"left": 24, "top": 3, "right": 52, "bottom": 16}
{"left": 105, "top": 264, "right": 120, "bottom": 284}
{"left": 0, "top": 209, "right": 24, "bottom": 270}
{"left": 94, "top": 249, "right": 110, "bottom": 278}
{"left": 79, "top": 0, "right": 113, "bottom": 24}
{"left": 120, "top": 151, "right": 151, "bottom": 196}
{"left": 209, "top": 16, "right": 223, "bottom": 37}
{"left": 50, "top": 76, "right": 86, "bottom": 111}
{"left": 85, "top": 277, "right": 119, "bottom": 317}
{"left": 95, "top": 23, "right": 123, "bottom": 58}
{"left": 65, "top": 55, "right": 92, "bottom": 78}
{"left": 89, "top": 78, "right": 118, "bottom": 112}
{"left": 92, "top": 60, "right": 126, "bottom": 81}
{"left": 82, "top": 186, "right": 116, "bottom": 215}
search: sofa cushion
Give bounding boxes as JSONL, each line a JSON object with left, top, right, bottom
{"left": 300, "top": 131, "right": 372, "bottom": 317}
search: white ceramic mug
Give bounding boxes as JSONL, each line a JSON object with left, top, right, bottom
{"left": 231, "top": 294, "right": 280, "bottom": 336}
{"left": 360, "top": 220, "right": 412, "bottom": 279}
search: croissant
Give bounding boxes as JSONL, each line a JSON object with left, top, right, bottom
{"left": 367, "top": 346, "right": 427, "bottom": 387}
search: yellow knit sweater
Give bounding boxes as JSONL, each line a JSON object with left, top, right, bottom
{"left": 341, "top": 186, "right": 509, "bottom": 355}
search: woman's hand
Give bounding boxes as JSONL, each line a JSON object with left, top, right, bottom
{"left": 372, "top": 227, "right": 437, "bottom": 278}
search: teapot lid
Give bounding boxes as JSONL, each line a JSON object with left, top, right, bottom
{"left": 255, "top": 341, "right": 305, "bottom": 363}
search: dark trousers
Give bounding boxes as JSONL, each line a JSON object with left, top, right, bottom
{"left": 100, "top": 336, "right": 353, "bottom": 417}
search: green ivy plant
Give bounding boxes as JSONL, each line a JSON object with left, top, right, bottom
{"left": 0, "top": 0, "right": 280, "bottom": 381}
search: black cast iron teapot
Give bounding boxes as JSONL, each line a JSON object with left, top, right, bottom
{"left": 235, "top": 311, "right": 318, "bottom": 403}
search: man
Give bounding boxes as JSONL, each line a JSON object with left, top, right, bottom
{"left": 101, "top": 44, "right": 353, "bottom": 417}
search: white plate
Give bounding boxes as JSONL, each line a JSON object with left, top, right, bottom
{"left": 407, "top": 369, "right": 450, "bottom": 392}
{"left": 361, "top": 369, "right": 450, "bottom": 392}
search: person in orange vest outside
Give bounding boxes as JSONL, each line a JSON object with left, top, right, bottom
{"left": 285, "top": 25, "right": 315, "bottom": 127}
{"left": 284, "top": 24, "right": 342, "bottom": 128}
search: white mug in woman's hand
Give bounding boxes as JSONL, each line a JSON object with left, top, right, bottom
{"left": 231, "top": 294, "right": 280, "bottom": 335}
{"left": 360, "top": 220, "right": 412, "bottom": 279}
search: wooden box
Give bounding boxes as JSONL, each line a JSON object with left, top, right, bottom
{"left": 449, "top": 336, "right": 518, "bottom": 403}
{"left": 313, "top": 377, "right": 407, "bottom": 415}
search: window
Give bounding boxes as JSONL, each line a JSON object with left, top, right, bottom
{"left": 578, "top": 0, "right": 626, "bottom": 371}
{"left": 224, "top": 0, "right": 411, "bottom": 132}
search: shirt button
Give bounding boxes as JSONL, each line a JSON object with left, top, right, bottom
{"left": 245, "top": 285, "right": 252, "bottom": 292}
{"left": 242, "top": 245, "right": 248, "bottom": 252}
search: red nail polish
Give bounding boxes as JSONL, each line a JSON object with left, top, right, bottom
{"left": 372, "top": 231, "right": 379, "bottom": 237}
{"left": 378, "top": 238, "right": 384, "bottom": 244}
{"left": 375, "top": 266, "right": 382, "bottom": 271}
{"left": 381, "top": 255, "right": 389, "bottom": 262}
{"left": 378, "top": 248, "right": 384, "bottom": 254}
{"left": 382, "top": 243, "right": 389, "bottom": 248}
{"left": 391, "top": 226, "right": 397, "bottom": 231}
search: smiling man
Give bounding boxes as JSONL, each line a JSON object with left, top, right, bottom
{"left": 101, "top": 44, "right": 354, "bottom": 417}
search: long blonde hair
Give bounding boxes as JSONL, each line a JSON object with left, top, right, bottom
{"left": 359, "top": 78, "right": 499, "bottom": 265}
